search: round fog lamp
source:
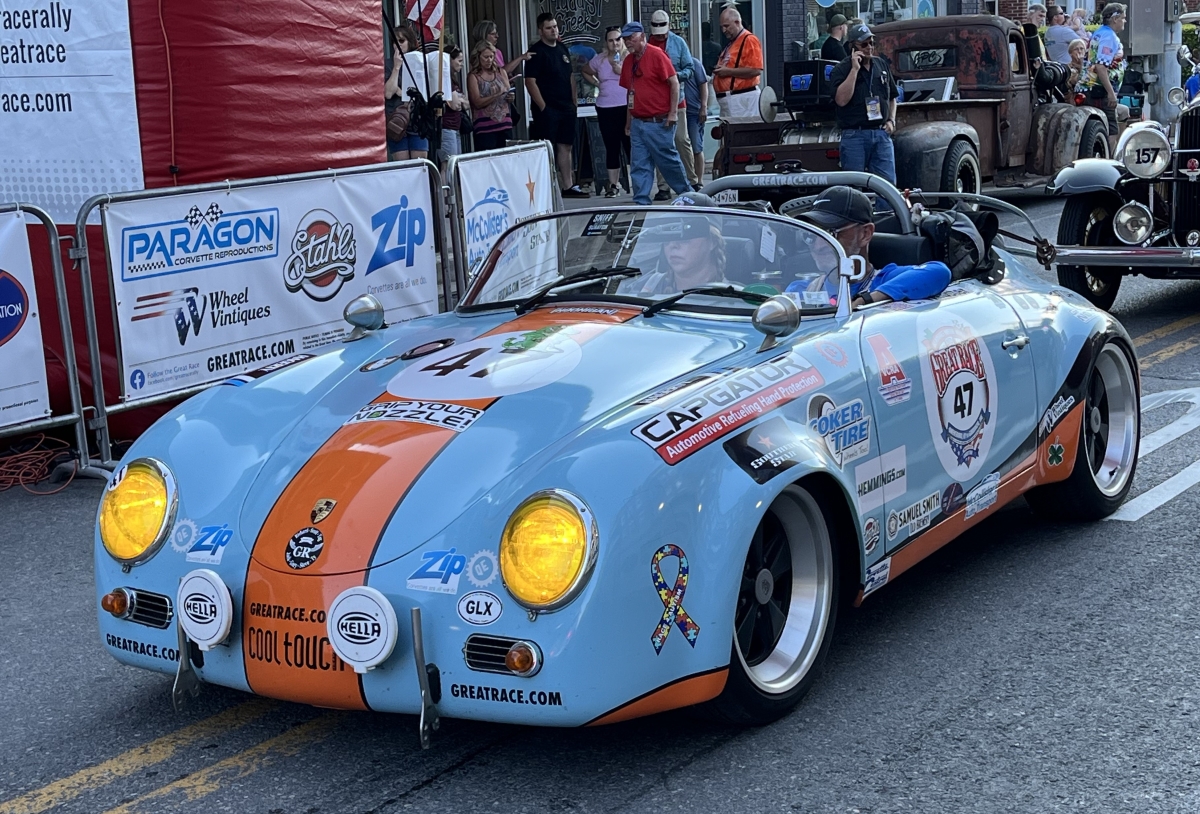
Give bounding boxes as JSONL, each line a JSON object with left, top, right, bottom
{"left": 505, "top": 641, "right": 542, "bottom": 677}
{"left": 1189, "top": 231, "right": 1200, "bottom": 248}
{"left": 499, "top": 490, "right": 598, "bottom": 611}
{"left": 1169, "top": 87, "right": 1188, "bottom": 107}
{"left": 99, "top": 459, "right": 177, "bottom": 565}
{"left": 1119, "top": 127, "right": 1171, "bottom": 179}
{"left": 177, "top": 569, "right": 233, "bottom": 651}
{"left": 1113, "top": 202, "right": 1154, "bottom": 245}
{"left": 327, "top": 585, "right": 398, "bottom": 673}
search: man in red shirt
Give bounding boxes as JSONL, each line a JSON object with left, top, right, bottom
{"left": 619, "top": 21, "right": 692, "bottom": 205}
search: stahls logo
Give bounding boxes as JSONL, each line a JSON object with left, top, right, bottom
{"left": 120, "top": 203, "right": 278, "bottom": 281}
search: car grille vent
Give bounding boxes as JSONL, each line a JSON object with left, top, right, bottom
{"left": 128, "top": 589, "right": 173, "bottom": 629}
{"left": 1175, "top": 109, "right": 1200, "bottom": 244}
{"left": 463, "top": 634, "right": 519, "bottom": 674}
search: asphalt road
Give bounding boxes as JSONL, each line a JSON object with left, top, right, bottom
{"left": 6, "top": 194, "right": 1200, "bottom": 814}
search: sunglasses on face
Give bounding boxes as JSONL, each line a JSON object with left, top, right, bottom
{"left": 855, "top": 39, "right": 875, "bottom": 49}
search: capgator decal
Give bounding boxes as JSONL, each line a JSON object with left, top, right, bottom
{"left": 919, "top": 318, "right": 997, "bottom": 481}
{"left": 243, "top": 306, "right": 640, "bottom": 709}
{"left": 632, "top": 352, "right": 824, "bottom": 465}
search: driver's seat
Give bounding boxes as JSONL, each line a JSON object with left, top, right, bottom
{"left": 868, "top": 233, "right": 934, "bottom": 269}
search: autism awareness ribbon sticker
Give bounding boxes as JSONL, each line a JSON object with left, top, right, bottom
{"left": 650, "top": 544, "right": 700, "bottom": 655}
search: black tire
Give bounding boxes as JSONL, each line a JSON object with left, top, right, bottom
{"left": 1056, "top": 192, "right": 1123, "bottom": 311}
{"left": 706, "top": 485, "right": 839, "bottom": 725}
{"left": 1026, "top": 340, "right": 1140, "bottom": 520}
{"left": 940, "top": 140, "right": 982, "bottom": 196}
{"left": 1078, "top": 118, "right": 1110, "bottom": 160}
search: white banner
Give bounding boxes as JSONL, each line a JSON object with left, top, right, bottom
{"left": 0, "top": 211, "right": 51, "bottom": 429}
{"left": 102, "top": 164, "right": 439, "bottom": 403}
{"left": 0, "top": 0, "right": 144, "bottom": 223}
{"left": 456, "top": 145, "right": 556, "bottom": 272}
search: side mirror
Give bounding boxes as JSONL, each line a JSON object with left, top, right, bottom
{"left": 343, "top": 294, "right": 386, "bottom": 341}
{"left": 836, "top": 255, "right": 868, "bottom": 320}
{"left": 751, "top": 295, "right": 801, "bottom": 351}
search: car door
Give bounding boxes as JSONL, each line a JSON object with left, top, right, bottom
{"left": 855, "top": 283, "right": 1036, "bottom": 557}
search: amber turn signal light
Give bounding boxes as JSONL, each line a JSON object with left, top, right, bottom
{"left": 101, "top": 588, "right": 130, "bottom": 618}
{"left": 505, "top": 641, "right": 541, "bottom": 677}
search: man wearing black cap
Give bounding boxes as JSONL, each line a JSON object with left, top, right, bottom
{"left": 820, "top": 15, "right": 849, "bottom": 62}
{"left": 830, "top": 24, "right": 898, "bottom": 186}
{"left": 787, "top": 186, "right": 951, "bottom": 306}
{"left": 620, "top": 198, "right": 729, "bottom": 295}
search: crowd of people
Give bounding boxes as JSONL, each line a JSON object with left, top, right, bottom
{"left": 383, "top": 9, "right": 765, "bottom": 203}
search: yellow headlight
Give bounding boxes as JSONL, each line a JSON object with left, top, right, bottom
{"left": 499, "top": 491, "right": 597, "bottom": 610}
{"left": 99, "top": 459, "right": 176, "bottom": 564}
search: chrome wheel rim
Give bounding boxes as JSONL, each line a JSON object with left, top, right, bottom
{"left": 956, "top": 154, "right": 981, "bottom": 194}
{"left": 1085, "top": 344, "right": 1138, "bottom": 497}
{"left": 734, "top": 488, "right": 832, "bottom": 694}
{"left": 1083, "top": 205, "right": 1115, "bottom": 297}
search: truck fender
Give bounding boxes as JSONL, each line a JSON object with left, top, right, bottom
{"left": 1030, "top": 103, "right": 1109, "bottom": 176}
{"left": 1046, "top": 158, "right": 1125, "bottom": 195}
{"left": 892, "top": 121, "right": 979, "bottom": 192}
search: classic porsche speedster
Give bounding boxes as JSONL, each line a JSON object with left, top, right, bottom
{"left": 95, "top": 173, "right": 1140, "bottom": 744}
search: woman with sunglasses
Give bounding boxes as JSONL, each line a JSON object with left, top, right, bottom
{"left": 583, "top": 27, "right": 631, "bottom": 197}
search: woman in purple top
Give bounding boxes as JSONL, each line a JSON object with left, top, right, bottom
{"left": 582, "top": 27, "right": 631, "bottom": 197}
{"left": 468, "top": 43, "right": 514, "bottom": 151}
{"left": 472, "top": 20, "right": 530, "bottom": 77}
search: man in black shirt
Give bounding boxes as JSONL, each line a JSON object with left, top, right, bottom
{"left": 525, "top": 13, "right": 588, "bottom": 197}
{"left": 830, "top": 23, "right": 897, "bottom": 185}
{"left": 820, "top": 15, "right": 848, "bottom": 62}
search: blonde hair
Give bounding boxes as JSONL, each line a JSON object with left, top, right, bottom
{"left": 470, "top": 41, "right": 497, "bottom": 74}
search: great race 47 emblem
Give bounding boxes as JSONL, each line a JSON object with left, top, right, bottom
{"left": 919, "top": 318, "right": 997, "bottom": 480}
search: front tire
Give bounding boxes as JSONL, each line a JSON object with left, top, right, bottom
{"left": 707, "top": 485, "right": 839, "bottom": 725}
{"left": 940, "top": 140, "right": 982, "bottom": 196}
{"left": 1078, "top": 119, "right": 1110, "bottom": 160}
{"left": 1026, "top": 340, "right": 1139, "bottom": 520}
{"left": 1056, "top": 192, "right": 1123, "bottom": 311}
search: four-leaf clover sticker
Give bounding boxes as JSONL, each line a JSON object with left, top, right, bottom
{"left": 1048, "top": 442, "right": 1065, "bottom": 466}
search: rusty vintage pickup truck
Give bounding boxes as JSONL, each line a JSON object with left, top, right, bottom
{"left": 713, "top": 16, "right": 1110, "bottom": 195}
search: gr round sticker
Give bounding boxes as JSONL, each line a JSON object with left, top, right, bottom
{"left": 386, "top": 327, "right": 582, "bottom": 400}
{"left": 918, "top": 316, "right": 997, "bottom": 480}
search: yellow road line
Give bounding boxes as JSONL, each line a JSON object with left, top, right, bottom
{"left": 100, "top": 714, "right": 340, "bottom": 814}
{"left": 1141, "top": 333, "right": 1200, "bottom": 368}
{"left": 1133, "top": 314, "right": 1200, "bottom": 348}
{"left": 0, "top": 700, "right": 276, "bottom": 814}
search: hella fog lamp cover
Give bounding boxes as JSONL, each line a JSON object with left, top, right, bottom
{"left": 327, "top": 586, "right": 399, "bottom": 673}
{"left": 177, "top": 569, "right": 233, "bottom": 651}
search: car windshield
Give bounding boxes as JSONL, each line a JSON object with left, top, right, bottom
{"left": 460, "top": 208, "right": 848, "bottom": 313}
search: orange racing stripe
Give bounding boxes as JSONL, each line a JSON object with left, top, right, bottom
{"left": 243, "top": 306, "right": 641, "bottom": 709}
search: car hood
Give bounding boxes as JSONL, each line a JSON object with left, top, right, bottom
{"left": 238, "top": 305, "right": 746, "bottom": 574}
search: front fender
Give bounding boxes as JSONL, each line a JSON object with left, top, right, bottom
{"left": 893, "top": 122, "right": 979, "bottom": 191}
{"left": 1030, "top": 103, "right": 1108, "bottom": 176}
{"left": 1046, "top": 158, "right": 1126, "bottom": 196}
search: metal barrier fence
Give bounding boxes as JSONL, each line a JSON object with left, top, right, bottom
{"left": 0, "top": 203, "right": 97, "bottom": 476}
{"left": 444, "top": 141, "right": 562, "bottom": 304}
{"left": 71, "top": 159, "right": 454, "bottom": 467}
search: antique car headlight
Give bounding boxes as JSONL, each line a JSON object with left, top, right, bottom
{"left": 98, "top": 458, "right": 177, "bottom": 565}
{"left": 1168, "top": 87, "right": 1188, "bottom": 107}
{"left": 499, "top": 490, "right": 597, "bottom": 610}
{"left": 1113, "top": 202, "right": 1154, "bottom": 245}
{"left": 1119, "top": 126, "right": 1171, "bottom": 179}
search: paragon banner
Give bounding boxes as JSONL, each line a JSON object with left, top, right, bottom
{"left": 0, "top": 210, "right": 51, "bottom": 429}
{"left": 102, "top": 164, "right": 438, "bottom": 403}
{"left": 0, "top": 0, "right": 144, "bottom": 223}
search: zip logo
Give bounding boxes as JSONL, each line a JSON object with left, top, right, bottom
{"left": 406, "top": 547, "right": 467, "bottom": 594}
{"left": 172, "top": 519, "right": 233, "bottom": 565}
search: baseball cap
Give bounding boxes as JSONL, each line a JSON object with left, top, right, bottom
{"left": 828, "top": 14, "right": 848, "bottom": 28}
{"left": 797, "top": 186, "right": 874, "bottom": 230}
{"left": 650, "top": 9, "right": 670, "bottom": 33}
{"left": 671, "top": 191, "right": 718, "bottom": 207}
{"left": 620, "top": 21, "right": 644, "bottom": 37}
{"left": 847, "top": 23, "right": 874, "bottom": 43}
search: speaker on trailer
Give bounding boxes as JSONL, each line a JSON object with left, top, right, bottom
{"left": 783, "top": 59, "right": 839, "bottom": 108}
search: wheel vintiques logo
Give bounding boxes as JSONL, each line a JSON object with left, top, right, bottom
{"left": 0, "top": 270, "right": 30, "bottom": 348}
{"left": 283, "top": 209, "right": 357, "bottom": 301}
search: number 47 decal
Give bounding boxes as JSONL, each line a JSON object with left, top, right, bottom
{"left": 421, "top": 344, "right": 563, "bottom": 378}
{"left": 953, "top": 381, "right": 974, "bottom": 418}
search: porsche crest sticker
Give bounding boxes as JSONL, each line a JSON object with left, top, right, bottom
{"left": 311, "top": 499, "right": 337, "bottom": 524}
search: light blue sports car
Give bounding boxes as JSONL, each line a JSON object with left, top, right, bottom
{"left": 94, "top": 173, "right": 1140, "bottom": 746}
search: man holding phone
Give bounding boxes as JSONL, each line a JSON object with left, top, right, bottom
{"left": 619, "top": 21, "right": 692, "bottom": 205}
{"left": 831, "top": 23, "right": 898, "bottom": 185}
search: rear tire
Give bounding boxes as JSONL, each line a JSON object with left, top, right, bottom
{"left": 940, "top": 140, "right": 982, "bottom": 196}
{"left": 706, "top": 485, "right": 839, "bottom": 725}
{"left": 1026, "top": 340, "right": 1139, "bottom": 520}
{"left": 1078, "top": 119, "right": 1110, "bottom": 160}
{"left": 1056, "top": 192, "right": 1123, "bottom": 311}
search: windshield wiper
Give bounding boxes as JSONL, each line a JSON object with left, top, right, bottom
{"left": 514, "top": 266, "right": 641, "bottom": 315}
{"left": 642, "top": 285, "right": 771, "bottom": 318}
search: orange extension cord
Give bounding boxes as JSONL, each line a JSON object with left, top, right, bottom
{"left": 0, "top": 434, "right": 78, "bottom": 494}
